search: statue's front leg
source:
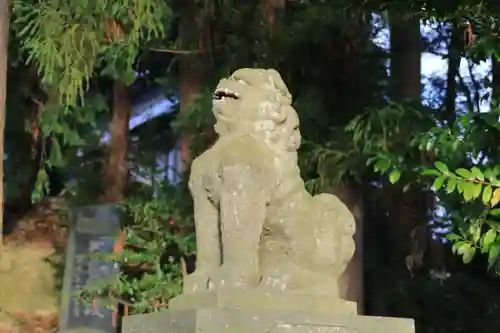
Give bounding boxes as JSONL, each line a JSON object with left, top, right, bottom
{"left": 213, "top": 165, "right": 269, "bottom": 289}
{"left": 184, "top": 166, "right": 221, "bottom": 293}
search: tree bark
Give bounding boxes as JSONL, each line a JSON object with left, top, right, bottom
{"left": 367, "top": 11, "right": 428, "bottom": 318}
{"left": 492, "top": 55, "right": 500, "bottom": 108}
{"left": 178, "top": 1, "right": 209, "bottom": 167}
{"left": 388, "top": 12, "right": 424, "bottom": 261}
{"left": 444, "top": 21, "right": 462, "bottom": 125}
{"left": 389, "top": 13, "right": 421, "bottom": 101}
{"left": 100, "top": 81, "right": 131, "bottom": 203}
{"left": 333, "top": 184, "right": 364, "bottom": 314}
{"left": 0, "top": 0, "right": 9, "bottom": 249}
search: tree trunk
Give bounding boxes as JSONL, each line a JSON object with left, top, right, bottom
{"left": 388, "top": 11, "right": 424, "bottom": 259}
{"left": 178, "top": 1, "right": 209, "bottom": 168}
{"left": 389, "top": 13, "right": 421, "bottom": 101}
{"left": 492, "top": 55, "right": 500, "bottom": 108}
{"left": 333, "top": 184, "right": 364, "bottom": 314}
{"left": 260, "top": 0, "right": 285, "bottom": 26}
{"left": 444, "top": 21, "right": 462, "bottom": 125}
{"left": 100, "top": 81, "right": 131, "bottom": 203}
{"left": 0, "top": 0, "right": 9, "bottom": 249}
{"left": 367, "top": 11, "right": 427, "bottom": 318}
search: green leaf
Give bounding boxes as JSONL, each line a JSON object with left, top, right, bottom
{"left": 486, "top": 220, "right": 500, "bottom": 232}
{"left": 484, "top": 168, "right": 494, "bottom": 182}
{"left": 483, "top": 229, "right": 497, "bottom": 246}
{"left": 388, "top": 169, "right": 401, "bottom": 184}
{"left": 490, "top": 208, "right": 500, "bottom": 216}
{"left": 452, "top": 241, "right": 466, "bottom": 254}
{"left": 422, "top": 169, "right": 441, "bottom": 176}
{"left": 463, "top": 182, "right": 476, "bottom": 201}
{"left": 374, "top": 159, "right": 391, "bottom": 173}
{"left": 469, "top": 224, "right": 481, "bottom": 244}
{"left": 445, "top": 178, "right": 457, "bottom": 193}
{"left": 461, "top": 244, "right": 476, "bottom": 264}
{"left": 432, "top": 176, "right": 445, "bottom": 191}
{"left": 491, "top": 188, "right": 500, "bottom": 207}
{"left": 471, "top": 167, "right": 484, "bottom": 181}
{"left": 48, "top": 138, "right": 65, "bottom": 167}
{"left": 434, "top": 161, "right": 448, "bottom": 174}
{"left": 446, "top": 233, "right": 461, "bottom": 241}
{"left": 457, "top": 180, "right": 467, "bottom": 194}
{"left": 456, "top": 168, "right": 473, "bottom": 179}
{"left": 457, "top": 242, "right": 471, "bottom": 255}
{"left": 488, "top": 244, "right": 500, "bottom": 263}
{"left": 483, "top": 185, "right": 493, "bottom": 205}
{"left": 472, "top": 183, "right": 483, "bottom": 199}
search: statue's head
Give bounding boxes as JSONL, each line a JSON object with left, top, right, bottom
{"left": 212, "top": 68, "right": 300, "bottom": 152}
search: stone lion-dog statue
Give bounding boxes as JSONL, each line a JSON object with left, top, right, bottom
{"left": 183, "top": 68, "right": 356, "bottom": 302}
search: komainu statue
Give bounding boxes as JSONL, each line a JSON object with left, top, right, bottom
{"left": 183, "top": 68, "right": 356, "bottom": 301}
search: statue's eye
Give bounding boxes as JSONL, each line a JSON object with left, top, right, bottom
{"left": 232, "top": 76, "right": 250, "bottom": 86}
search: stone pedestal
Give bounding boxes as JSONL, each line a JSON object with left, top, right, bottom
{"left": 169, "top": 290, "right": 357, "bottom": 314}
{"left": 122, "top": 308, "right": 415, "bottom": 333}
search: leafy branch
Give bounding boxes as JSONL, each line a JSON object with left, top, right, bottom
{"left": 422, "top": 161, "right": 500, "bottom": 266}
{"left": 424, "top": 161, "right": 500, "bottom": 206}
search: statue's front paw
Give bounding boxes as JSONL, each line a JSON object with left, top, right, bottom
{"left": 209, "top": 265, "right": 258, "bottom": 290}
{"left": 183, "top": 270, "right": 212, "bottom": 293}
{"left": 260, "top": 276, "right": 289, "bottom": 291}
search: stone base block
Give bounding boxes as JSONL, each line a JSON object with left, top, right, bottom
{"left": 122, "top": 309, "right": 415, "bottom": 333}
{"left": 169, "top": 290, "right": 357, "bottom": 315}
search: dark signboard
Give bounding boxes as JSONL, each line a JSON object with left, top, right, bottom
{"left": 59, "top": 204, "right": 121, "bottom": 333}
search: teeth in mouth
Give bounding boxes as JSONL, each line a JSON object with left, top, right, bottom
{"left": 213, "top": 88, "right": 240, "bottom": 101}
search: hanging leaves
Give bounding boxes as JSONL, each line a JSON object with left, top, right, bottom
{"left": 11, "top": 0, "right": 172, "bottom": 106}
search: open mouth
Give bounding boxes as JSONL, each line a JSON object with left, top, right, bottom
{"left": 213, "top": 88, "right": 240, "bottom": 101}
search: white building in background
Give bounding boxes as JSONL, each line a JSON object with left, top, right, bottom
{"left": 129, "top": 94, "right": 182, "bottom": 186}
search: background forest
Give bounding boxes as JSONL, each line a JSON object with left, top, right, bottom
{"left": 0, "top": 0, "right": 500, "bottom": 332}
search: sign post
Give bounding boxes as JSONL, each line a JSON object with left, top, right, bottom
{"left": 59, "top": 204, "right": 121, "bottom": 333}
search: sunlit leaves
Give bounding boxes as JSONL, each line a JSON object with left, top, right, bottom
{"left": 452, "top": 241, "right": 476, "bottom": 264}
{"left": 423, "top": 163, "right": 500, "bottom": 207}
{"left": 11, "top": 0, "right": 171, "bottom": 105}
{"left": 374, "top": 158, "right": 391, "bottom": 173}
{"left": 483, "top": 230, "right": 497, "bottom": 247}
{"left": 434, "top": 161, "right": 449, "bottom": 174}
{"left": 456, "top": 168, "right": 472, "bottom": 179}
{"left": 421, "top": 162, "right": 500, "bottom": 265}
{"left": 369, "top": 156, "right": 404, "bottom": 185}
{"left": 432, "top": 176, "right": 445, "bottom": 190}
{"left": 445, "top": 177, "right": 457, "bottom": 193}
{"left": 483, "top": 185, "right": 493, "bottom": 205}
{"left": 471, "top": 167, "right": 484, "bottom": 181}
{"left": 389, "top": 169, "right": 401, "bottom": 184}
{"left": 491, "top": 189, "right": 500, "bottom": 207}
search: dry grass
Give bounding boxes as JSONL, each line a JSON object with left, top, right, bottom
{"left": 0, "top": 197, "right": 68, "bottom": 332}
{"left": 0, "top": 243, "right": 59, "bottom": 332}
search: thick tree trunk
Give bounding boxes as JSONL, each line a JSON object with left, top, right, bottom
{"left": 178, "top": 1, "right": 208, "bottom": 167}
{"left": 388, "top": 12, "right": 423, "bottom": 260}
{"left": 0, "top": 0, "right": 9, "bottom": 249}
{"left": 367, "top": 12, "right": 427, "bottom": 318}
{"left": 100, "top": 81, "right": 131, "bottom": 203}
{"left": 389, "top": 13, "right": 421, "bottom": 101}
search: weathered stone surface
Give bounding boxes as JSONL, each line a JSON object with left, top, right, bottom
{"left": 59, "top": 204, "right": 120, "bottom": 333}
{"left": 184, "top": 68, "right": 356, "bottom": 301}
{"left": 169, "top": 290, "right": 356, "bottom": 314}
{"left": 122, "top": 309, "right": 415, "bottom": 333}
